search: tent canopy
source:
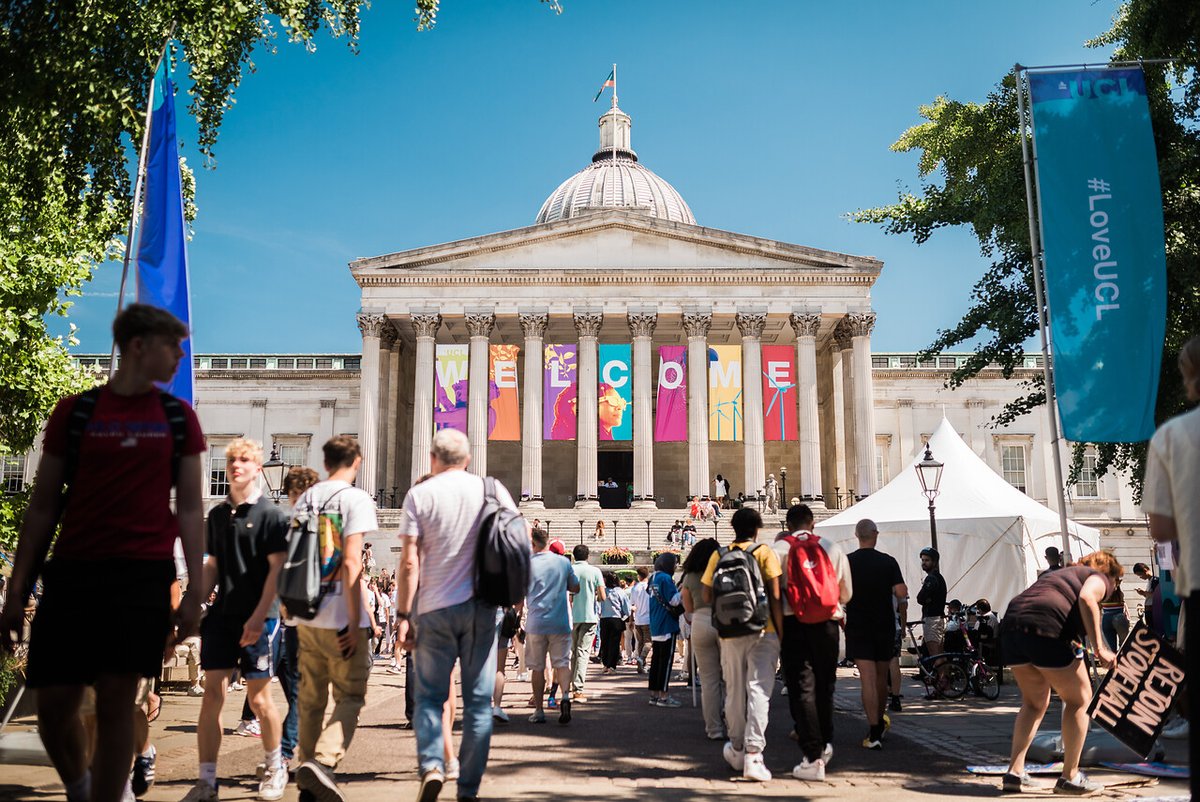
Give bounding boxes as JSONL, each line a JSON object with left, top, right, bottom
{"left": 815, "top": 418, "right": 1100, "bottom": 614}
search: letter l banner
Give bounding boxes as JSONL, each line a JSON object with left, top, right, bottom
{"left": 1029, "top": 67, "right": 1166, "bottom": 442}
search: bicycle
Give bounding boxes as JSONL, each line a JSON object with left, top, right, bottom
{"left": 904, "top": 614, "right": 1000, "bottom": 701}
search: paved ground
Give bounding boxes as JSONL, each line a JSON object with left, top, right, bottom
{"left": 0, "top": 655, "right": 1189, "bottom": 801}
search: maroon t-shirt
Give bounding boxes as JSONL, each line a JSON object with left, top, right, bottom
{"left": 1003, "top": 565, "right": 1114, "bottom": 641}
{"left": 42, "top": 386, "right": 205, "bottom": 561}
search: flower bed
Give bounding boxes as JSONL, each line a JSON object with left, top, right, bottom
{"left": 600, "top": 546, "right": 633, "bottom": 565}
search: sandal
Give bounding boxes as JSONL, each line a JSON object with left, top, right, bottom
{"left": 145, "top": 691, "right": 162, "bottom": 723}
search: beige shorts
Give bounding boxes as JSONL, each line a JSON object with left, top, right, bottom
{"left": 525, "top": 631, "right": 571, "bottom": 670}
{"left": 923, "top": 616, "right": 946, "bottom": 646}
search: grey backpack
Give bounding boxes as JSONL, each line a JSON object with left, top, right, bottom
{"left": 277, "top": 487, "right": 348, "bottom": 620}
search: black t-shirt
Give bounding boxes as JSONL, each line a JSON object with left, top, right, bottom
{"left": 917, "top": 571, "right": 947, "bottom": 618}
{"left": 1002, "top": 565, "right": 1114, "bottom": 641}
{"left": 845, "top": 548, "right": 905, "bottom": 632}
{"left": 206, "top": 495, "right": 289, "bottom": 622}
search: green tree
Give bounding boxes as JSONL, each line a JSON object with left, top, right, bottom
{"left": 853, "top": 0, "right": 1200, "bottom": 498}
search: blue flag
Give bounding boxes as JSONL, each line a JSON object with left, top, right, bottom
{"left": 1029, "top": 68, "right": 1167, "bottom": 442}
{"left": 136, "top": 53, "right": 194, "bottom": 404}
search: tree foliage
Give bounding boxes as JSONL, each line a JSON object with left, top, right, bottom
{"left": 853, "top": 0, "right": 1200, "bottom": 499}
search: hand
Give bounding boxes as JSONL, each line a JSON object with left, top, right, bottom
{"left": 397, "top": 619, "right": 414, "bottom": 652}
{"left": 373, "top": 625, "right": 382, "bottom": 639}
{"left": 1095, "top": 646, "right": 1118, "bottom": 670}
{"left": 166, "top": 595, "right": 202, "bottom": 662}
{"left": 0, "top": 599, "right": 24, "bottom": 654}
{"left": 337, "top": 627, "right": 358, "bottom": 658}
{"left": 240, "top": 614, "right": 266, "bottom": 647}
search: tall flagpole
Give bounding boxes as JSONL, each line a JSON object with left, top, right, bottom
{"left": 109, "top": 27, "right": 175, "bottom": 380}
{"left": 1013, "top": 64, "right": 1072, "bottom": 563}
{"left": 612, "top": 62, "right": 617, "bottom": 164}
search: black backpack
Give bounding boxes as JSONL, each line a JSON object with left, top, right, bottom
{"left": 710, "top": 543, "right": 770, "bottom": 638}
{"left": 473, "top": 477, "right": 531, "bottom": 608}
{"left": 277, "top": 487, "right": 348, "bottom": 621}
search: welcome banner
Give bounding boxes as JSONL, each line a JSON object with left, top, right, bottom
{"left": 488, "top": 344, "right": 520, "bottom": 441}
{"left": 434, "top": 344, "right": 469, "bottom": 432}
{"left": 598, "top": 344, "right": 632, "bottom": 441}
{"left": 655, "top": 346, "right": 687, "bottom": 442}
{"left": 1029, "top": 67, "right": 1166, "bottom": 442}
{"left": 762, "top": 345, "right": 797, "bottom": 440}
{"left": 544, "top": 344, "right": 577, "bottom": 441}
{"left": 708, "top": 345, "right": 743, "bottom": 441}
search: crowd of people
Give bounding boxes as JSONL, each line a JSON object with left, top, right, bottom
{"left": 0, "top": 304, "right": 1196, "bottom": 802}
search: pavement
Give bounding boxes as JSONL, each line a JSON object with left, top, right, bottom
{"left": 0, "top": 654, "right": 1189, "bottom": 802}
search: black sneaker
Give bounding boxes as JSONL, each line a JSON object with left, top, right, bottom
{"left": 1002, "top": 771, "right": 1040, "bottom": 793}
{"left": 1053, "top": 773, "right": 1101, "bottom": 795}
{"left": 888, "top": 694, "right": 902, "bottom": 712}
{"left": 130, "top": 746, "right": 156, "bottom": 796}
{"left": 296, "top": 761, "right": 345, "bottom": 802}
{"left": 417, "top": 768, "right": 445, "bottom": 802}
{"left": 559, "top": 697, "right": 572, "bottom": 724}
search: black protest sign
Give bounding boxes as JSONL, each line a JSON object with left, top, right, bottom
{"left": 1088, "top": 621, "right": 1185, "bottom": 758}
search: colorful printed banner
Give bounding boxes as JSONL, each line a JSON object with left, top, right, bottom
{"left": 598, "top": 344, "right": 632, "bottom": 441}
{"left": 761, "top": 345, "right": 797, "bottom": 441}
{"left": 708, "top": 345, "right": 742, "bottom": 441}
{"left": 1029, "top": 68, "right": 1166, "bottom": 442}
{"left": 488, "top": 344, "right": 520, "bottom": 441}
{"left": 544, "top": 344, "right": 577, "bottom": 441}
{"left": 434, "top": 344, "right": 469, "bottom": 432}
{"left": 655, "top": 346, "right": 687, "bottom": 442}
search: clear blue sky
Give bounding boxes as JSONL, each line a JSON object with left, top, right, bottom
{"left": 57, "top": 0, "right": 1120, "bottom": 353}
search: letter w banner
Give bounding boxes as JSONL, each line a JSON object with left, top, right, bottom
{"left": 654, "top": 346, "right": 686, "bottom": 442}
{"left": 1087, "top": 621, "right": 1184, "bottom": 758}
{"left": 598, "top": 344, "right": 632, "bottom": 441}
{"left": 1028, "top": 67, "right": 1166, "bottom": 442}
{"left": 434, "top": 344, "right": 469, "bottom": 433}
{"left": 135, "top": 52, "right": 194, "bottom": 404}
{"left": 488, "top": 344, "right": 520, "bottom": 440}
{"left": 761, "top": 345, "right": 797, "bottom": 440}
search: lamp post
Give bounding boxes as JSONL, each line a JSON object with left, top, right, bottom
{"left": 645, "top": 520, "right": 652, "bottom": 550}
{"left": 915, "top": 444, "right": 944, "bottom": 552}
{"left": 262, "top": 445, "right": 287, "bottom": 504}
{"left": 779, "top": 466, "right": 788, "bottom": 508}
{"left": 612, "top": 519, "right": 619, "bottom": 551}
{"left": 578, "top": 519, "right": 585, "bottom": 546}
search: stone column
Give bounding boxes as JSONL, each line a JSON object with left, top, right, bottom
{"left": 384, "top": 330, "right": 402, "bottom": 494}
{"left": 356, "top": 312, "right": 386, "bottom": 498}
{"left": 318, "top": 399, "right": 336, "bottom": 468}
{"left": 736, "top": 310, "right": 767, "bottom": 502}
{"left": 378, "top": 323, "right": 399, "bottom": 496}
{"left": 409, "top": 311, "right": 442, "bottom": 484}
{"left": 833, "top": 318, "right": 857, "bottom": 501}
{"left": 519, "top": 310, "right": 548, "bottom": 508}
{"left": 683, "top": 308, "right": 712, "bottom": 500}
{"left": 628, "top": 308, "right": 658, "bottom": 509}
{"left": 465, "top": 309, "right": 495, "bottom": 477}
{"left": 789, "top": 311, "right": 824, "bottom": 507}
{"left": 848, "top": 311, "right": 878, "bottom": 498}
{"left": 250, "top": 398, "right": 267, "bottom": 449}
{"left": 574, "top": 308, "right": 603, "bottom": 509}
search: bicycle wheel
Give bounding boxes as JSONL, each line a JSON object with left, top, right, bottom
{"left": 938, "top": 661, "right": 969, "bottom": 699}
{"left": 972, "top": 662, "right": 1001, "bottom": 700}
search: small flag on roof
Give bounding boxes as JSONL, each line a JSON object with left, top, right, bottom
{"left": 593, "top": 69, "right": 615, "bottom": 102}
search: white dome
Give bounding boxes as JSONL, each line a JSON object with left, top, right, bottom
{"left": 536, "top": 104, "right": 695, "bottom": 226}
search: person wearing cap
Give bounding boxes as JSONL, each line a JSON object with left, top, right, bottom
{"left": 916, "top": 547, "right": 947, "bottom": 699}
{"left": 548, "top": 540, "right": 566, "bottom": 557}
{"left": 1044, "top": 546, "right": 1064, "bottom": 573}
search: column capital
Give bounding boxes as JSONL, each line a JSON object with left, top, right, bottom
{"left": 833, "top": 317, "right": 855, "bottom": 351}
{"left": 789, "top": 312, "right": 821, "bottom": 339}
{"left": 681, "top": 309, "right": 712, "bottom": 338}
{"left": 519, "top": 311, "right": 549, "bottom": 338}
{"left": 320, "top": 399, "right": 337, "bottom": 409}
{"left": 627, "top": 309, "right": 658, "bottom": 338}
{"left": 845, "top": 310, "right": 877, "bottom": 338}
{"left": 465, "top": 310, "right": 496, "bottom": 338}
{"left": 410, "top": 312, "right": 442, "bottom": 339}
{"left": 380, "top": 322, "right": 400, "bottom": 349}
{"left": 356, "top": 312, "right": 388, "bottom": 339}
{"left": 573, "top": 308, "right": 604, "bottom": 338}
{"left": 735, "top": 310, "right": 767, "bottom": 338}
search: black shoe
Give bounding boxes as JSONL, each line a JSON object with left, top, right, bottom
{"left": 417, "top": 769, "right": 445, "bottom": 802}
{"left": 296, "top": 761, "right": 345, "bottom": 802}
{"left": 888, "top": 694, "right": 902, "bottom": 712}
{"left": 1003, "top": 772, "right": 1041, "bottom": 792}
{"left": 130, "top": 746, "right": 156, "bottom": 796}
{"left": 1053, "top": 773, "right": 1101, "bottom": 795}
{"left": 559, "top": 697, "right": 572, "bottom": 724}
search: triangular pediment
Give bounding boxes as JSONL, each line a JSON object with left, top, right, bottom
{"left": 350, "top": 209, "right": 881, "bottom": 280}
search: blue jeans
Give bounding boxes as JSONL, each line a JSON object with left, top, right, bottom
{"left": 414, "top": 599, "right": 501, "bottom": 797}
{"left": 278, "top": 624, "right": 300, "bottom": 759}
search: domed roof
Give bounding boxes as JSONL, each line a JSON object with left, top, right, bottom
{"left": 536, "top": 103, "right": 695, "bottom": 226}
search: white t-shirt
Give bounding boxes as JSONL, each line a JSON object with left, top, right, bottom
{"left": 1144, "top": 406, "right": 1200, "bottom": 596}
{"left": 630, "top": 579, "right": 651, "bottom": 625}
{"left": 398, "top": 470, "right": 518, "bottom": 615}
{"left": 294, "top": 480, "right": 379, "bottom": 631}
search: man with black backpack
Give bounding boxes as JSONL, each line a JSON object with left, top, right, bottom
{"left": 0, "top": 305, "right": 206, "bottom": 802}
{"left": 394, "top": 428, "right": 522, "bottom": 802}
{"left": 287, "top": 435, "right": 378, "bottom": 801}
{"left": 773, "top": 504, "right": 852, "bottom": 782}
{"left": 701, "top": 507, "right": 784, "bottom": 782}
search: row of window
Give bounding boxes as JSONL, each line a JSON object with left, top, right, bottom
{"left": 870, "top": 354, "right": 1045, "bottom": 370}
{"left": 72, "top": 356, "right": 362, "bottom": 371}
{"left": 872, "top": 443, "right": 1100, "bottom": 498}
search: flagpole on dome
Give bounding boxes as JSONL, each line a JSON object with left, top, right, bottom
{"left": 109, "top": 23, "right": 176, "bottom": 381}
{"left": 612, "top": 62, "right": 618, "bottom": 165}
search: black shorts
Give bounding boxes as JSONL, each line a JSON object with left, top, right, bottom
{"left": 845, "top": 625, "right": 895, "bottom": 663}
{"left": 1001, "top": 628, "right": 1080, "bottom": 669}
{"left": 200, "top": 612, "right": 282, "bottom": 679}
{"left": 27, "top": 558, "right": 175, "bottom": 688}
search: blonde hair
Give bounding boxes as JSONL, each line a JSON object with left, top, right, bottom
{"left": 1078, "top": 550, "right": 1124, "bottom": 582}
{"left": 224, "top": 438, "right": 264, "bottom": 465}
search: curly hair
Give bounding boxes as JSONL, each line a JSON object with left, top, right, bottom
{"left": 1077, "top": 550, "right": 1124, "bottom": 582}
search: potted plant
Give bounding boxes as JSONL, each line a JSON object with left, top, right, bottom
{"left": 650, "top": 548, "right": 681, "bottom": 564}
{"left": 601, "top": 546, "right": 632, "bottom": 565}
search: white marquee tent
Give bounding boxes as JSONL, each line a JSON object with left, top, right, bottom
{"left": 815, "top": 418, "right": 1101, "bottom": 615}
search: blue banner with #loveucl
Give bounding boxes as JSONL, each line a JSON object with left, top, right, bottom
{"left": 1029, "top": 67, "right": 1166, "bottom": 442}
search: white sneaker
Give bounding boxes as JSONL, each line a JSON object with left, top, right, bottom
{"left": 228, "top": 681, "right": 245, "bottom": 692}
{"left": 792, "top": 757, "right": 825, "bottom": 781}
{"left": 187, "top": 684, "right": 205, "bottom": 697}
{"left": 823, "top": 743, "right": 834, "bottom": 765}
{"left": 1162, "top": 718, "right": 1190, "bottom": 739}
{"left": 445, "top": 758, "right": 460, "bottom": 781}
{"left": 233, "top": 719, "right": 262, "bottom": 737}
{"left": 180, "top": 782, "right": 219, "bottom": 801}
{"left": 258, "top": 766, "right": 287, "bottom": 801}
{"left": 743, "top": 752, "right": 772, "bottom": 782}
{"left": 516, "top": 672, "right": 530, "bottom": 682}
{"left": 492, "top": 705, "right": 510, "bottom": 722}
{"left": 722, "top": 741, "right": 745, "bottom": 771}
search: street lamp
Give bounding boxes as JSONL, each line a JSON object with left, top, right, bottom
{"left": 645, "top": 520, "right": 652, "bottom": 550}
{"left": 779, "top": 466, "right": 788, "bottom": 508}
{"left": 611, "top": 519, "right": 619, "bottom": 551}
{"left": 915, "top": 444, "right": 944, "bottom": 551}
{"left": 578, "top": 519, "right": 585, "bottom": 546}
{"left": 262, "top": 445, "right": 287, "bottom": 504}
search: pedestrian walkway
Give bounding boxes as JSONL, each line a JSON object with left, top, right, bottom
{"left": 0, "top": 659, "right": 1187, "bottom": 800}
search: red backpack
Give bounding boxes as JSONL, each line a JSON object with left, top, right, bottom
{"left": 783, "top": 533, "right": 841, "bottom": 623}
